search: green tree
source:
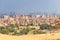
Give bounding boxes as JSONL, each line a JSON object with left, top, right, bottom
{"left": 0, "top": 27, "right": 9, "bottom": 34}
{"left": 33, "top": 30, "right": 46, "bottom": 34}
{"left": 40, "top": 24, "right": 53, "bottom": 30}
{"left": 20, "top": 28, "right": 31, "bottom": 35}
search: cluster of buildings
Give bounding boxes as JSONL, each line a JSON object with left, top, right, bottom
{"left": 0, "top": 14, "right": 60, "bottom": 28}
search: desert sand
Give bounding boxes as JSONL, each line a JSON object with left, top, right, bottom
{"left": 0, "top": 33, "right": 60, "bottom": 40}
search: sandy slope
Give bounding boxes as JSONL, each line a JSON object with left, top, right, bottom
{"left": 0, "top": 33, "right": 60, "bottom": 40}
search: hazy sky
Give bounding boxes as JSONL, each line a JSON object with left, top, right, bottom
{"left": 0, "top": 0, "right": 60, "bottom": 14}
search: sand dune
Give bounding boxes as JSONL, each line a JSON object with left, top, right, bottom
{"left": 0, "top": 33, "right": 60, "bottom": 40}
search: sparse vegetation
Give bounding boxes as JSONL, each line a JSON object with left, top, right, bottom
{"left": 0, "top": 23, "right": 58, "bottom": 35}
{"left": 0, "top": 26, "right": 46, "bottom": 35}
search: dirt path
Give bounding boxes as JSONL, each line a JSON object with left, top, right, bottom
{"left": 0, "top": 33, "right": 60, "bottom": 40}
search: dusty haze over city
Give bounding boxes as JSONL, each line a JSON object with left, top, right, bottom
{"left": 0, "top": 0, "right": 60, "bottom": 40}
